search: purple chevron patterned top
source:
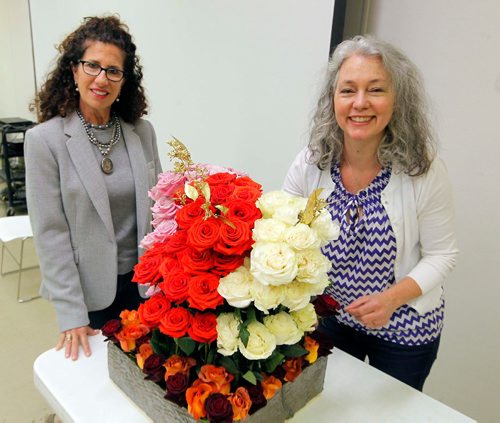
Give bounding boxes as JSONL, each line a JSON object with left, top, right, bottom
{"left": 322, "top": 164, "right": 443, "bottom": 346}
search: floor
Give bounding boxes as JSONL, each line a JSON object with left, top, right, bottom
{"left": 0, "top": 200, "right": 58, "bottom": 423}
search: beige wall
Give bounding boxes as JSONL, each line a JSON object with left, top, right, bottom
{"left": 0, "top": 0, "right": 36, "bottom": 120}
{"left": 346, "top": 1, "right": 500, "bottom": 421}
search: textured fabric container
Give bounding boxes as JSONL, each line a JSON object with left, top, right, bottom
{"left": 108, "top": 342, "right": 327, "bottom": 423}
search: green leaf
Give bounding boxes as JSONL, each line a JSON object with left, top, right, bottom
{"left": 206, "top": 345, "right": 216, "bottom": 364}
{"left": 280, "top": 344, "right": 309, "bottom": 358}
{"left": 264, "top": 350, "right": 285, "bottom": 374}
{"left": 242, "top": 370, "right": 257, "bottom": 385}
{"left": 176, "top": 337, "right": 196, "bottom": 356}
{"left": 246, "top": 307, "right": 256, "bottom": 322}
{"left": 218, "top": 356, "right": 240, "bottom": 375}
{"left": 239, "top": 325, "right": 250, "bottom": 347}
{"left": 254, "top": 371, "right": 264, "bottom": 382}
{"left": 150, "top": 329, "right": 171, "bottom": 356}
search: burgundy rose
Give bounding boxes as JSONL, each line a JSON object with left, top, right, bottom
{"left": 165, "top": 373, "right": 190, "bottom": 406}
{"left": 246, "top": 382, "right": 267, "bottom": 414}
{"left": 205, "top": 393, "right": 234, "bottom": 423}
{"left": 313, "top": 294, "right": 340, "bottom": 318}
{"left": 101, "top": 319, "right": 121, "bottom": 341}
{"left": 143, "top": 353, "right": 166, "bottom": 384}
{"left": 309, "top": 330, "right": 335, "bottom": 357}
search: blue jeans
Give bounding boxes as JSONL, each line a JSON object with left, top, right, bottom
{"left": 318, "top": 317, "right": 440, "bottom": 391}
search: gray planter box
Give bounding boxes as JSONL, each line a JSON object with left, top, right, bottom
{"left": 108, "top": 342, "right": 327, "bottom": 423}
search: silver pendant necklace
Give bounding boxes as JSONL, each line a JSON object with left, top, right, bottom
{"left": 77, "top": 110, "right": 121, "bottom": 174}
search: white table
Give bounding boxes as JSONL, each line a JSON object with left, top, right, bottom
{"left": 34, "top": 334, "right": 475, "bottom": 423}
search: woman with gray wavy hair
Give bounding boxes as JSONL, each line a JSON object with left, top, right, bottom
{"left": 283, "top": 35, "right": 458, "bottom": 390}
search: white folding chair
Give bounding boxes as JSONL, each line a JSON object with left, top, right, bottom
{"left": 0, "top": 215, "right": 40, "bottom": 302}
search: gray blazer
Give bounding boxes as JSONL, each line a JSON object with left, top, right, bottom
{"left": 25, "top": 112, "right": 162, "bottom": 331}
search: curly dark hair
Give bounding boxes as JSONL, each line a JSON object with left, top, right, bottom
{"left": 32, "top": 15, "right": 148, "bottom": 123}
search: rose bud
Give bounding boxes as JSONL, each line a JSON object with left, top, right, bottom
{"left": 205, "top": 393, "right": 233, "bottom": 423}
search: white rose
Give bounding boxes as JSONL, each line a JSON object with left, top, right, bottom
{"left": 216, "top": 313, "right": 241, "bottom": 356}
{"left": 256, "top": 190, "right": 294, "bottom": 218}
{"left": 273, "top": 196, "right": 307, "bottom": 226}
{"left": 252, "top": 218, "right": 288, "bottom": 242}
{"left": 218, "top": 266, "right": 253, "bottom": 308}
{"left": 250, "top": 242, "right": 298, "bottom": 286}
{"left": 263, "top": 312, "right": 303, "bottom": 345}
{"left": 281, "top": 281, "right": 315, "bottom": 311}
{"left": 250, "top": 280, "right": 284, "bottom": 313}
{"left": 296, "top": 249, "right": 331, "bottom": 284}
{"left": 311, "top": 209, "right": 340, "bottom": 244}
{"left": 309, "top": 277, "right": 331, "bottom": 296}
{"left": 290, "top": 303, "right": 318, "bottom": 332}
{"left": 284, "top": 223, "right": 321, "bottom": 251}
{"left": 238, "top": 321, "right": 277, "bottom": 360}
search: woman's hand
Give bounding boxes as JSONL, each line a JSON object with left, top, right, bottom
{"left": 345, "top": 277, "right": 423, "bottom": 329}
{"left": 345, "top": 292, "right": 396, "bottom": 329}
{"left": 55, "top": 326, "right": 100, "bottom": 360}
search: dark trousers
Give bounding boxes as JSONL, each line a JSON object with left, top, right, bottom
{"left": 88, "top": 271, "right": 144, "bottom": 329}
{"left": 319, "top": 317, "right": 440, "bottom": 391}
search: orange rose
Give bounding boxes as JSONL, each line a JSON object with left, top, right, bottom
{"left": 198, "top": 364, "right": 234, "bottom": 394}
{"left": 283, "top": 357, "right": 304, "bottom": 382}
{"left": 119, "top": 309, "right": 141, "bottom": 327}
{"left": 136, "top": 343, "right": 153, "bottom": 369}
{"left": 261, "top": 374, "right": 282, "bottom": 400}
{"left": 229, "top": 387, "right": 252, "bottom": 421}
{"left": 164, "top": 354, "right": 196, "bottom": 380}
{"left": 115, "top": 324, "right": 149, "bottom": 352}
{"left": 304, "top": 335, "right": 319, "bottom": 364}
{"left": 186, "top": 379, "right": 215, "bottom": 420}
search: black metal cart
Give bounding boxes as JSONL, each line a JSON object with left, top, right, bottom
{"left": 0, "top": 117, "right": 36, "bottom": 216}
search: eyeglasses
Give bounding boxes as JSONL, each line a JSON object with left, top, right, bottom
{"left": 78, "top": 60, "right": 125, "bottom": 82}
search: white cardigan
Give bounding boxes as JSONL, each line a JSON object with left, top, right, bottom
{"left": 283, "top": 148, "right": 459, "bottom": 315}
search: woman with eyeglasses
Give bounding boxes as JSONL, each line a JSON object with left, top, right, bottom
{"left": 283, "top": 36, "right": 458, "bottom": 390}
{"left": 25, "top": 16, "right": 161, "bottom": 360}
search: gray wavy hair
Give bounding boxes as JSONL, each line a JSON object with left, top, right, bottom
{"left": 308, "top": 35, "right": 435, "bottom": 176}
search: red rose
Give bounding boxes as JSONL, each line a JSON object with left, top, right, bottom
{"left": 187, "top": 218, "right": 221, "bottom": 250}
{"left": 225, "top": 200, "right": 262, "bottom": 226}
{"left": 159, "top": 256, "right": 182, "bottom": 275}
{"left": 212, "top": 252, "right": 245, "bottom": 276}
{"left": 210, "top": 184, "right": 235, "bottom": 205}
{"left": 231, "top": 185, "right": 262, "bottom": 203}
{"left": 206, "top": 173, "right": 237, "bottom": 186}
{"left": 180, "top": 247, "right": 214, "bottom": 274}
{"left": 159, "top": 268, "right": 190, "bottom": 304}
{"left": 234, "top": 175, "right": 262, "bottom": 191}
{"left": 163, "top": 230, "right": 188, "bottom": 254}
{"left": 138, "top": 294, "right": 171, "bottom": 328}
{"left": 188, "top": 272, "right": 224, "bottom": 311}
{"left": 188, "top": 312, "right": 218, "bottom": 343}
{"left": 215, "top": 219, "right": 253, "bottom": 256}
{"left": 132, "top": 246, "right": 165, "bottom": 285}
{"left": 176, "top": 199, "right": 206, "bottom": 229}
{"left": 205, "top": 393, "right": 233, "bottom": 423}
{"left": 159, "top": 306, "right": 192, "bottom": 338}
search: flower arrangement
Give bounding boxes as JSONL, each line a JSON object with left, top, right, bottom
{"left": 103, "top": 139, "right": 340, "bottom": 422}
